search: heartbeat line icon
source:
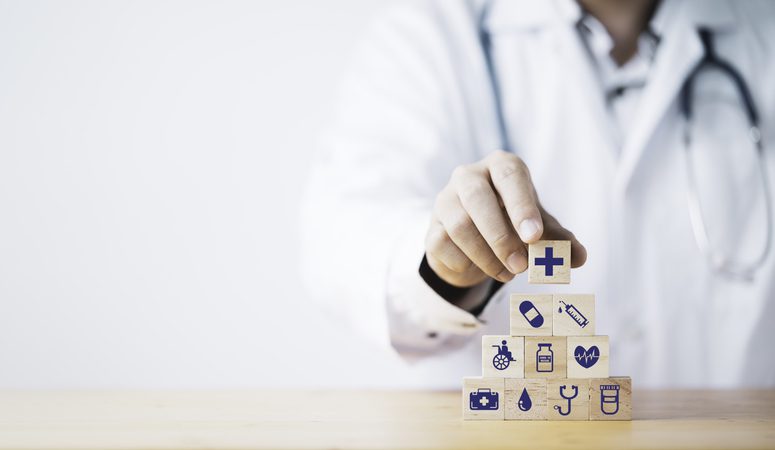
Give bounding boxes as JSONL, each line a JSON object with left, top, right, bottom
{"left": 574, "top": 345, "right": 600, "bottom": 368}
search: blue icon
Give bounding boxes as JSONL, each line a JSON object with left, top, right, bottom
{"left": 600, "top": 384, "right": 620, "bottom": 415}
{"left": 492, "top": 340, "right": 516, "bottom": 370}
{"left": 470, "top": 388, "right": 499, "bottom": 410}
{"left": 534, "top": 246, "right": 564, "bottom": 276}
{"left": 536, "top": 343, "right": 554, "bottom": 372}
{"left": 553, "top": 384, "right": 578, "bottom": 416}
{"left": 519, "top": 300, "right": 544, "bottom": 328}
{"left": 558, "top": 300, "right": 589, "bottom": 328}
{"left": 574, "top": 345, "right": 600, "bottom": 369}
{"left": 518, "top": 388, "right": 532, "bottom": 412}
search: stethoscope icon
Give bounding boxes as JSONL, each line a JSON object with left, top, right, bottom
{"left": 553, "top": 385, "right": 579, "bottom": 416}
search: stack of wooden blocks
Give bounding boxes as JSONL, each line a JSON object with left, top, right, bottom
{"left": 462, "top": 240, "right": 632, "bottom": 421}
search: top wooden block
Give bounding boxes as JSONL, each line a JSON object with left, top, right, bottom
{"left": 528, "top": 240, "right": 571, "bottom": 284}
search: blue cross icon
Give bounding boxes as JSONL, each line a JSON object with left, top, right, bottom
{"left": 535, "top": 247, "right": 564, "bottom": 276}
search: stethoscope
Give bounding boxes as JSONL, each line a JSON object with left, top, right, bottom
{"left": 680, "top": 29, "right": 772, "bottom": 280}
{"left": 477, "top": 2, "right": 772, "bottom": 280}
{"left": 554, "top": 384, "right": 578, "bottom": 416}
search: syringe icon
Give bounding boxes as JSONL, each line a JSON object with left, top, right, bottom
{"left": 558, "top": 300, "right": 589, "bottom": 328}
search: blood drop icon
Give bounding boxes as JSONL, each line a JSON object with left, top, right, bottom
{"left": 517, "top": 388, "right": 532, "bottom": 412}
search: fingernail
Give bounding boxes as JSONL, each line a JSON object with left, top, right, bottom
{"left": 507, "top": 252, "right": 526, "bottom": 274}
{"left": 496, "top": 269, "right": 514, "bottom": 283}
{"left": 519, "top": 219, "right": 541, "bottom": 241}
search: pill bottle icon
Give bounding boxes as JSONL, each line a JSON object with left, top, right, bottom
{"left": 600, "top": 384, "right": 620, "bottom": 415}
{"left": 536, "top": 343, "right": 554, "bottom": 373}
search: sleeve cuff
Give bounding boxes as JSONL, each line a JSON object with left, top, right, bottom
{"left": 418, "top": 254, "right": 502, "bottom": 315}
{"left": 385, "top": 216, "right": 493, "bottom": 356}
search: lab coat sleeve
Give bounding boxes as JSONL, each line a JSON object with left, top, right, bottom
{"left": 300, "top": 2, "right": 491, "bottom": 358}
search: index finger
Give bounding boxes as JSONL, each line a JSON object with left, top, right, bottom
{"left": 486, "top": 152, "right": 544, "bottom": 243}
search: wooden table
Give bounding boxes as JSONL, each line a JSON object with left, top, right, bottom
{"left": 1, "top": 390, "right": 773, "bottom": 449}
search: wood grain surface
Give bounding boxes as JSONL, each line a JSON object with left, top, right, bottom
{"left": 0, "top": 389, "right": 773, "bottom": 449}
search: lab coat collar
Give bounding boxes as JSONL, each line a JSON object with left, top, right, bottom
{"left": 615, "top": 0, "right": 740, "bottom": 194}
{"left": 484, "top": 0, "right": 738, "bottom": 34}
{"left": 485, "top": 0, "right": 740, "bottom": 194}
{"left": 484, "top": 0, "right": 579, "bottom": 32}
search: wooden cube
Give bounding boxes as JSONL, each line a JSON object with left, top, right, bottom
{"left": 462, "top": 377, "right": 505, "bottom": 420}
{"left": 546, "top": 378, "right": 590, "bottom": 421}
{"left": 510, "top": 294, "right": 553, "bottom": 336}
{"left": 567, "top": 336, "right": 609, "bottom": 379}
{"left": 524, "top": 336, "right": 567, "bottom": 379}
{"left": 552, "top": 294, "right": 595, "bottom": 336}
{"left": 589, "top": 377, "right": 632, "bottom": 421}
{"left": 482, "top": 335, "right": 524, "bottom": 378}
{"left": 527, "top": 240, "right": 570, "bottom": 284}
{"left": 505, "top": 378, "right": 548, "bottom": 420}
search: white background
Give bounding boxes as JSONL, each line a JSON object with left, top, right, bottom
{"left": 0, "top": 0, "right": 463, "bottom": 389}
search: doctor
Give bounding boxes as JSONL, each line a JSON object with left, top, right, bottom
{"left": 301, "top": 0, "right": 775, "bottom": 387}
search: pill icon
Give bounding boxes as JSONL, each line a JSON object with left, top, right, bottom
{"left": 519, "top": 300, "right": 544, "bottom": 328}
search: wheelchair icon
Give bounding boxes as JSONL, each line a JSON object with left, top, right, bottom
{"left": 491, "top": 340, "right": 516, "bottom": 370}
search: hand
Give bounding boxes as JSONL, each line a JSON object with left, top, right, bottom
{"left": 425, "top": 150, "right": 587, "bottom": 287}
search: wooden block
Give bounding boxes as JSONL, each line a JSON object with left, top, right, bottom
{"left": 566, "top": 336, "right": 609, "bottom": 379}
{"left": 505, "top": 378, "right": 548, "bottom": 420}
{"left": 510, "top": 294, "right": 553, "bottom": 336}
{"left": 462, "top": 377, "right": 505, "bottom": 420}
{"left": 589, "top": 377, "right": 632, "bottom": 421}
{"left": 524, "top": 336, "right": 567, "bottom": 379}
{"left": 527, "top": 240, "right": 570, "bottom": 284}
{"left": 482, "top": 335, "right": 524, "bottom": 378}
{"left": 546, "top": 378, "right": 590, "bottom": 421}
{"left": 552, "top": 294, "right": 595, "bottom": 336}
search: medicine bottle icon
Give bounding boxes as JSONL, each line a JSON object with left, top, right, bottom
{"left": 536, "top": 343, "right": 554, "bottom": 372}
{"left": 600, "top": 384, "right": 620, "bottom": 415}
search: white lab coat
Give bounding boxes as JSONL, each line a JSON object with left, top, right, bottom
{"left": 301, "top": 0, "right": 775, "bottom": 387}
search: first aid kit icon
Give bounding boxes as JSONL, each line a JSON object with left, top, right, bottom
{"left": 469, "top": 388, "right": 499, "bottom": 410}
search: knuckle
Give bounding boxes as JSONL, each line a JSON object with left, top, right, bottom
{"left": 494, "top": 162, "right": 525, "bottom": 182}
{"left": 432, "top": 187, "right": 457, "bottom": 214}
{"left": 491, "top": 159, "right": 529, "bottom": 183}
{"left": 427, "top": 242, "right": 474, "bottom": 277}
{"left": 426, "top": 254, "right": 455, "bottom": 280}
{"left": 511, "top": 252, "right": 529, "bottom": 272}
{"left": 451, "top": 163, "right": 487, "bottom": 184}
{"left": 450, "top": 165, "right": 473, "bottom": 182}
{"left": 440, "top": 249, "right": 474, "bottom": 273}
{"left": 480, "top": 257, "right": 505, "bottom": 277}
{"left": 456, "top": 179, "right": 489, "bottom": 203}
{"left": 426, "top": 225, "right": 450, "bottom": 254}
{"left": 466, "top": 248, "right": 504, "bottom": 276}
{"left": 490, "top": 231, "right": 515, "bottom": 251}
{"left": 445, "top": 213, "right": 475, "bottom": 240}
{"left": 447, "top": 257, "right": 473, "bottom": 274}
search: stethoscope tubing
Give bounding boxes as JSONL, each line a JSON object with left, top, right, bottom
{"left": 475, "top": 1, "right": 772, "bottom": 280}
{"left": 679, "top": 27, "right": 772, "bottom": 280}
